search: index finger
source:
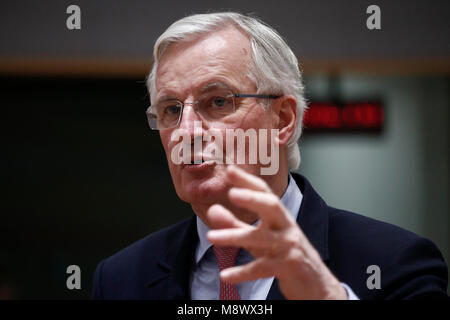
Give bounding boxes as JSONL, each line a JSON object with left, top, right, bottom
{"left": 227, "top": 166, "right": 271, "bottom": 192}
{"left": 228, "top": 188, "right": 292, "bottom": 230}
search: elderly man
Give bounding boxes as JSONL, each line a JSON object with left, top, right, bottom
{"left": 92, "top": 12, "right": 448, "bottom": 300}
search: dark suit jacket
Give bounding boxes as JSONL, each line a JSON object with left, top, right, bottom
{"left": 92, "top": 173, "right": 449, "bottom": 299}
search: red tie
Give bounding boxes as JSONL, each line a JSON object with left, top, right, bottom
{"left": 212, "top": 246, "right": 241, "bottom": 300}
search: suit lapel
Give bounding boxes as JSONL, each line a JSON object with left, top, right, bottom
{"left": 293, "top": 173, "right": 330, "bottom": 262}
{"left": 146, "top": 216, "right": 198, "bottom": 299}
{"left": 267, "top": 173, "right": 330, "bottom": 300}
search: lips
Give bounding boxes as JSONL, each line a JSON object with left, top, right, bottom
{"left": 182, "top": 154, "right": 216, "bottom": 172}
{"left": 188, "top": 154, "right": 215, "bottom": 165}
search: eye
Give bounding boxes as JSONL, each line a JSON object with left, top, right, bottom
{"left": 163, "top": 104, "right": 181, "bottom": 115}
{"left": 212, "top": 97, "right": 228, "bottom": 108}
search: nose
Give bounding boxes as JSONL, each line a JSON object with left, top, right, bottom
{"left": 177, "top": 102, "right": 202, "bottom": 133}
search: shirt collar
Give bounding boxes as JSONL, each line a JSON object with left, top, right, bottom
{"left": 195, "top": 173, "right": 303, "bottom": 264}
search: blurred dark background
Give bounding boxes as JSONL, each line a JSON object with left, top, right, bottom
{"left": 1, "top": 0, "right": 449, "bottom": 298}
{"left": 2, "top": 76, "right": 194, "bottom": 298}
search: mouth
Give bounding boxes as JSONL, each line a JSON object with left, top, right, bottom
{"left": 183, "top": 156, "right": 216, "bottom": 171}
{"left": 187, "top": 154, "right": 215, "bottom": 164}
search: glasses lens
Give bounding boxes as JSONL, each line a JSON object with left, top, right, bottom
{"left": 146, "top": 108, "right": 159, "bottom": 130}
{"left": 198, "top": 91, "right": 235, "bottom": 120}
{"left": 147, "top": 101, "right": 182, "bottom": 130}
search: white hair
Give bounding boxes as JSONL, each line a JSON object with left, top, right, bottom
{"left": 147, "top": 12, "right": 307, "bottom": 170}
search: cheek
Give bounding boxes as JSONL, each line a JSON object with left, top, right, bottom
{"left": 246, "top": 108, "right": 276, "bottom": 131}
{"left": 159, "top": 131, "right": 172, "bottom": 156}
{"left": 159, "top": 132, "right": 178, "bottom": 172}
{"left": 235, "top": 104, "right": 273, "bottom": 128}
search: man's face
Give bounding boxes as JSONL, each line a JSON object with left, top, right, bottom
{"left": 155, "top": 25, "right": 278, "bottom": 211}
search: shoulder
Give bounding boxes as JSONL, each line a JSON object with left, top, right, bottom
{"left": 91, "top": 217, "right": 195, "bottom": 299}
{"left": 328, "top": 207, "right": 422, "bottom": 252}
{"left": 103, "top": 217, "right": 194, "bottom": 266}
{"left": 326, "top": 207, "right": 448, "bottom": 299}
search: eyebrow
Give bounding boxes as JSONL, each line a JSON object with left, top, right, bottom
{"left": 155, "top": 81, "right": 236, "bottom": 104}
{"left": 155, "top": 94, "right": 178, "bottom": 103}
{"left": 199, "top": 81, "right": 235, "bottom": 94}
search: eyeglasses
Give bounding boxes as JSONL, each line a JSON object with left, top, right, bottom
{"left": 146, "top": 90, "right": 280, "bottom": 130}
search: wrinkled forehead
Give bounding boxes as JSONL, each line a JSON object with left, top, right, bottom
{"left": 154, "top": 25, "right": 255, "bottom": 98}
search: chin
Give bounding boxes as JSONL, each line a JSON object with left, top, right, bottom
{"left": 174, "top": 166, "right": 229, "bottom": 205}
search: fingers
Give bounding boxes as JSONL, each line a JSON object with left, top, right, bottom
{"left": 227, "top": 166, "right": 271, "bottom": 193}
{"left": 207, "top": 226, "right": 275, "bottom": 249}
{"left": 207, "top": 204, "right": 248, "bottom": 229}
{"left": 220, "top": 258, "right": 277, "bottom": 283}
{"left": 226, "top": 165, "right": 293, "bottom": 229}
{"left": 205, "top": 167, "right": 298, "bottom": 286}
{"left": 228, "top": 188, "right": 292, "bottom": 229}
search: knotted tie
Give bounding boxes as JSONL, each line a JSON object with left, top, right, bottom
{"left": 212, "top": 246, "right": 241, "bottom": 300}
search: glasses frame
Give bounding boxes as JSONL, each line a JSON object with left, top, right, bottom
{"left": 146, "top": 92, "right": 281, "bottom": 130}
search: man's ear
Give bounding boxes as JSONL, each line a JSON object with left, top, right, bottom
{"left": 273, "top": 95, "right": 297, "bottom": 146}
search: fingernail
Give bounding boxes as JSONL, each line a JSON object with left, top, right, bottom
{"left": 221, "top": 269, "right": 231, "bottom": 278}
{"left": 207, "top": 230, "right": 217, "bottom": 239}
{"left": 229, "top": 187, "right": 248, "bottom": 198}
{"left": 228, "top": 188, "right": 241, "bottom": 198}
